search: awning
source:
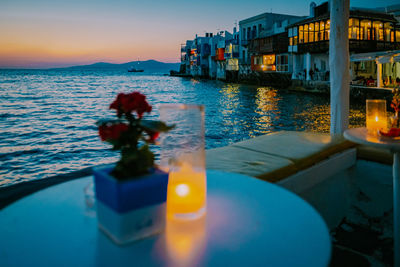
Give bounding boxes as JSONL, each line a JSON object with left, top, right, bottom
{"left": 350, "top": 50, "right": 400, "bottom": 63}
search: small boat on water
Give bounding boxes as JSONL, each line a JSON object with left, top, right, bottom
{"left": 128, "top": 59, "right": 144, "bottom": 72}
{"left": 128, "top": 68, "right": 144, "bottom": 73}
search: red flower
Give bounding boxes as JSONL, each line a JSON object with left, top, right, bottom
{"left": 109, "top": 92, "right": 152, "bottom": 118}
{"left": 149, "top": 132, "right": 159, "bottom": 142}
{"left": 98, "top": 123, "right": 129, "bottom": 141}
{"left": 144, "top": 129, "right": 159, "bottom": 143}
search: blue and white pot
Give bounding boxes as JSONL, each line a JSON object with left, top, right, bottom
{"left": 93, "top": 165, "right": 168, "bottom": 245}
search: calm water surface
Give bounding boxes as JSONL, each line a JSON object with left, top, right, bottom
{"left": 0, "top": 69, "right": 365, "bottom": 187}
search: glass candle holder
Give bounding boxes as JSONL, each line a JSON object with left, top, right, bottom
{"left": 159, "top": 104, "right": 206, "bottom": 220}
{"left": 366, "top": 99, "right": 387, "bottom": 135}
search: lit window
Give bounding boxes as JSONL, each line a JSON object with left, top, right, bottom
{"left": 373, "top": 21, "right": 383, "bottom": 41}
{"left": 299, "top": 25, "right": 304, "bottom": 44}
{"left": 304, "top": 24, "right": 309, "bottom": 43}
{"left": 309, "top": 23, "right": 314, "bottom": 42}
{"left": 384, "top": 22, "right": 393, "bottom": 42}
{"left": 360, "top": 20, "right": 371, "bottom": 40}
{"left": 320, "top": 21, "right": 325, "bottom": 41}
{"left": 349, "top": 18, "right": 359, "bottom": 39}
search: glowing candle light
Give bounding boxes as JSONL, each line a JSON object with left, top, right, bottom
{"left": 160, "top": 104, "right": 207, "bottom": 220}
{"left": 366, "top": 100, "right": 387, "bottom": 135}
{"left": 167, "top": 162, "right": 206, "bottom": 219}
{"left": 175, "top": 184, "right": 190, "bottom": 197}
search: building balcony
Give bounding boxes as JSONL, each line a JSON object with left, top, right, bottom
{"left": 297, "top": 39, "right": 400, "bottom": 54}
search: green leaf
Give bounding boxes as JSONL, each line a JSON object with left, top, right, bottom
{"left": 140, "top": 120, "right": 175, "bottom": 133}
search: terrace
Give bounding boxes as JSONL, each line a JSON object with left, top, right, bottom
{"left": 1, "top": 1, "right": 399, "bottom": 266}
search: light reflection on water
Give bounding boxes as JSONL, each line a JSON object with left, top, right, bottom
{"left": 0, "top": 70, "right": 365, "bottom": 187}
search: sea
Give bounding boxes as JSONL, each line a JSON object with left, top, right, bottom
{"left": 0, "top": 69, "right": 366, "bottom": 187}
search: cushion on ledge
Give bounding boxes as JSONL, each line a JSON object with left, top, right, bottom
{"left": 206, "top": 131, "right": 356, "bottom": 183}
{"left": 206, "top": 146, "right": 298, "bottom": 183}
{"left": 232, "top": 131, "right": 356, "bottom": 172}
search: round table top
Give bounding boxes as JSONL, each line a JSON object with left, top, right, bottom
{"left": 344, "top": 127, "right": 400, "bottom": 152}
{"left": 0, "top": 170, "right": 331, "bottom": 267}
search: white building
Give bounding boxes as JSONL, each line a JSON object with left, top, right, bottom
{"left": 239, "top": 12, "right": 305, "bottom": 75}
{"left": 288, "top": 2, "right": 400, "bottom": 85}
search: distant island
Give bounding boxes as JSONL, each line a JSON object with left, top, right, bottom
{"left": 51, "top": 60, "right": 180, "bottom": 73}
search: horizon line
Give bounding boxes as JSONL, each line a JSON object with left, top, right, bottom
{"left": 0, "top": 59, "right": 181, "bottom": 70}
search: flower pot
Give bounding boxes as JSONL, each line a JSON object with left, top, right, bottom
{"left": 93, "top": 165, "right": 168, "bottom": 245}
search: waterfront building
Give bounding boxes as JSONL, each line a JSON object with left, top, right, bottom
{"left": 180, "top": 40, "right": 193, "bottom": 75}
{"left": 224, "top": 27, "right": 240, "bottom": 81}
{"left": 180, "top": 31, "right": 236, "bottom": 79}
{"left": 248, "top": 16, "right": 304, "bottom": 73}
{"left": 190, "top": 34, "right": 213, "bottom": 77}
{"left": 287, "top": 2, "right": 400, "bottom": 87}
{"left": 239, "top": 12, "right": 305, "bottom": 76}
{"left": 180, "top": 32, "right": 232, "bottom": 79}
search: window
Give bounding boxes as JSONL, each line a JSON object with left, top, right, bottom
{"left": 384, "top": 22, "right": 392, "bottom": 42}
{"left": 319, "top": 21, "right": 325, "bottom": 41}
{"left": 360, "top": 20, "right": 371, "bottom": 40}
{"left": 293, "top": 36, "right": 298, "bottom": 45}
{"left": 397, "top": 30, "right": 400, "bottom": 43}
{"left": 299, "top": 25, "right": 304, "bottom": 44}
{"left": 253, "top": 25, "right": 257, "bottom": 38}
{"left": 254, "top": 56, "right": 262, "bottom": 65}
{"left": 349, "top": 18, "right": 359, "bottom": 39}
{"left": 373, "top": 21, "right": 383, "bottom": 41}
{"left": 258, "top": 24, "right": 262, "bottom": 36}
{"left": 243, "top": 28, "right": 246, "bottom": 40}
{"left": 309, "top": 23, "right": 314, "bottom": 42}
{"left": 304, "top": 24, "right": 309, "bottom": 43}
{"left": 262, "top": 54, "right": 276, "bottom": 71}
{"left": 276, "top": 54, "right": 289, "bottom": 72}
{"left": 289, "top": 37, "right": 293, "bottom": 46}
{"left": 315, "top": 22, "right": 320, "bottom": 41}
{"left": 325, "top": 20, "right": 330, "bottom": 40}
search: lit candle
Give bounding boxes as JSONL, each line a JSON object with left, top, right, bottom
{"left": 366, "top": 100, "right": 387, "bottom": 135}
{"left": 167, "top": 162, "right": 206, "bottom": 219}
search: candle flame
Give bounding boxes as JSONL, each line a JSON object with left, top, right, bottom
{"left": 175, "top": 183, "right": 190, "bottom": 197}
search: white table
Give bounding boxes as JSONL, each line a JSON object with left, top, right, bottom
{"left": 0, "top": 170, "right": 331, "bottom": 267}
{"left": 344, "top": 127, "right": 399, "bottom": 267}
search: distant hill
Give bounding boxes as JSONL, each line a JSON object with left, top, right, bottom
{"left": 54, "top": 60, "right": 180, "bottom": 73}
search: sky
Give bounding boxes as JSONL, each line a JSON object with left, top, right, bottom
{"left": 0, "top": 0, "right": 398, "bottom": 68}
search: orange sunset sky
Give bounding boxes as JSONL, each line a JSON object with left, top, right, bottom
{"left": 0, "top": 0, "right": 396, "bottom": 68}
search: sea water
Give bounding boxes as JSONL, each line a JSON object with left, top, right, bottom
{"left": 0, "top": 69, "right": 365, "bottom": 187}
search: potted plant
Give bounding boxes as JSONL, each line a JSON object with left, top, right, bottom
{"left": 93, "top": 91, "right": 173, "bottom": 244}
